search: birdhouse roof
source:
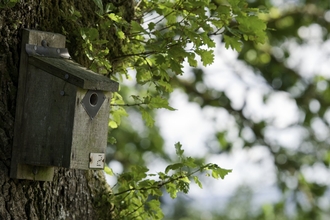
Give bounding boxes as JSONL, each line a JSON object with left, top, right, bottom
{"left": 28, "top": 56, "right": 118, "bottom": 92}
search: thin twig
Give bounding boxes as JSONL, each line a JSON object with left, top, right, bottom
{"left": 111, "top": 102, "right": 147, "bottom": 107}
{"left": 113, "top": 167, "right": 205, "bottom": 197}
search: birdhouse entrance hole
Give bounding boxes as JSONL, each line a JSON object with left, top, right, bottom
{"left": 90, "top": 92, "right": 98, "bottom": 106}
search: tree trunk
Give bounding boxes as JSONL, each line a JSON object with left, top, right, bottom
{"left": 0, "top": 1, "right": 121, "bottom": 219}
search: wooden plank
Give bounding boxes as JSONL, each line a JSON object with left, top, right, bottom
{"left": 10, "top": 29, "right": 66, "bottom": 181}
{"left": 70, "top": 89, "right": 111, "bottom": 169}
{"left": 16, "top": 165, "right": 55, "bottom": 181}
{"left": 19, "top": 65, "right": 76, "bottom": 168}
{"left": 28, "top": 56, "right": 119, "bottom": 92}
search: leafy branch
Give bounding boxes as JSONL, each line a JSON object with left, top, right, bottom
{"left": 109, "top": 94, "right": 175, "bottom": 128}
{"left": 106, "top": 143, "right": 232, "bottom": 219}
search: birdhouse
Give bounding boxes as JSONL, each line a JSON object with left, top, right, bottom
{"left": 10, "top": 29, "right": 118, "bottom": 181}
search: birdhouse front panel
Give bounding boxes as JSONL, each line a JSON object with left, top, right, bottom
{"left": 70, "top": 88, "right": 111, "bottom": 169}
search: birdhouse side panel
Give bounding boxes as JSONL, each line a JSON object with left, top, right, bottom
{"left": 20, "top": 65, "right": 76, "bottom": 167}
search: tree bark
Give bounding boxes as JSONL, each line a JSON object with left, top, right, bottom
{"left": 0, "top": 1, "right": 120, "bottom": 219}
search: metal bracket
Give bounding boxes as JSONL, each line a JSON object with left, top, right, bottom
{"left": 26, "top": 40, "right": 71, "bottom": 59}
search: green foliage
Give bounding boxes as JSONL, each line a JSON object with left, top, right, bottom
{"left": 0, "top": 0, "right": 18, "bottom": 8}
{"left": 108, "top": 143, "right": 231, "bottom": 219}
{"left": 78, "top": 0, "right": 267, "bottom": 127}
{"left": 66, "top": 0, "right": 268, "bottom": 218}
{"left": 75, "top": 0, "right": 268, "bottom": 150}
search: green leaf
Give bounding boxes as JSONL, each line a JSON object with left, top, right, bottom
{"left": 136, "top": 67, "right": 152, "bottom": 83}
{"left": 211, "top": 167, "right": 232, "bottom": 179}
{"left": 108, "top": 13, "right": 120, "bottom": 22}
{"left": 196, "top": 49, "right": 215, "bottom": 66}
{"left": 131, "top": 20, "right": 147, "bottom": 33}
{"left": 149, "top": 96, "right": 176, "bottom": 110}
{"left": 148, "top": 22, "right": 156, "bottom": 31}
{"left": 150, "top": 187, "right": 163, "bottom": 197}
{"left": 80, "top": 28, "right": 99, "bottom": 41}
{"left": 216, "top": 5, "right": 231, "bottom": 18}
{"left": 108, "top": 120, "right": 118, "bottom": 129}
{"left": 104, "top": 166, "right": 114, "bottom": 176}
{"left": 117, "top": 30, "right": 125, "bottom": 39}
{"left": 169, "top": 58, "right": 184, "bottom": 75}
{"left": 199, "top": 32, "right": 216, "bottom": 48}
{"left": 187, "top": 52, "right": 197, "bottom": 67}
{"left": 92, "top": 0, "right": 103, "bottom": 11}
{"left": 111, "top": 107, "right": 128, "bottom": 127}
{"left": 165, "top": 182, "right": 178, "bottom": 199}
{"left": 193, "top": 176, "right": 203, "bottom": 189}
{"left": 223, "top": 35, "right": 242, "bottom": 52}
{"left": 165, "top": 163, "right": 184, "bottom": 174}
{"left": 158, "top": 172, "right": 168, "bottom": 181}
{"left": 175, "top": 142, "right": 184, "bottom": 157}
{"left": 154, "top": 54, "right": 166, "bottom": 65}
{"left": 108, "top": 136, "right": 117, "bottom": 144}
{"left": 168, "top": 45, "right": 187, "bottom": 59}
{"left": 140, "top": 108, "right": 155, "bottom": 127}
{"left": 157, "top": 80, "right": 173, "bottom": 93}
{"left": 236, "top": 15, "right": 267, "bottom": 44}
{"left": 237, "top": 15, "right": 267, "bottom": 33}
{"left": 147, "top": 200, "right": 164, "bottom": 219}
{"left": 183, "top": 157, "right": 198, "bottom": 168}
{"left": 131, "top": 165, "right": 148, "bottom": 180}
{"left": 69, "top": 6, "right": 82, "bottom": 18}
{"left": 177, "top": 180, "right": 190, "bottom": 194}
{"left": 217, "top": 131, "right": 228, "bottom": 148}
{"left": 181, "top": 176, "right": 190, "bottom": 183}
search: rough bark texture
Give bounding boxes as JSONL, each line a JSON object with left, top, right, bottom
{"left": 0, "top": 0, "right": 126, "bottom": 219}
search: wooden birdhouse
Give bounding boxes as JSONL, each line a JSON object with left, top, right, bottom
{"left": 10, "top": 29, "right": 118, "bottom": 181}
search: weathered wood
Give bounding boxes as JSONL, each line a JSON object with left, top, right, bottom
{"left": 18, "top": 66, "right": 111, "bottom": 169}
{"left": 19, "top": 64, "right": 76, "bottom": 168}
{"left": 70, "top": 88, "right": 111, "bottom": 169}
{"left": 28, "top": 56, "right": 119, "bottom": 92}
{"left": 10, "top": 29, "right": 66, "bottom": 181}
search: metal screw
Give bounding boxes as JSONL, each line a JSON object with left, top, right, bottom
{"left": 41, "top": 40, "right": 48, "bottom": 47}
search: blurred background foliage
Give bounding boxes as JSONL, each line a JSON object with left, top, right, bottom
{"left": 107, "top": 0, "right": 330, "bottom": 219}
